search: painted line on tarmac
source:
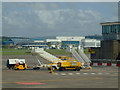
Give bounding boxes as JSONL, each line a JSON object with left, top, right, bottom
{"left": 54, "top": 73, "right": 58, "bottom": 75}
{"left": 61, "top": 73, "right": 66, "bottom": 76}
{"left": 90, "top": 73, "right": 96, "bottom": 75}
{"left": 83, "top": 73, "right": 88, "bottom": 75}
{"left": 68, "top": 73, "right": 73, "bottom": 75}
{"left": 16, "top": 82, "right": 45, "bottom": 85}
{"left": 53, "top": 72, "right": 111, "bottom": 75}
{"left": 98, "top": 73, "right": 103, "bottom": 75}
{"left": 2, "top": 77, "right": 103, "bottom": 84}
{"left": 76, "top": 73, "right": 80, "bottom": 75}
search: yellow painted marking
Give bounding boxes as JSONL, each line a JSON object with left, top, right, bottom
{"left": 1, "top": 77, "right": 103, "bottom": 84}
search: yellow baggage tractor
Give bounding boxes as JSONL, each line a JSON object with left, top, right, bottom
{"left": 6, "top": 59, "right": 27, "bottom": 70}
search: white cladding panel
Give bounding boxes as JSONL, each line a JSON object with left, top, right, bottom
{"left": 46, "top": 39, "right": 61, "bottom": 42}
{"left": 8, "top": 59, "right": 25, "bottom": 64}
{"left": 56, "top": 36, "right": 85, "bottom": 41}
{"left": 81, "top": 39, "right": 101, "bottom": 47}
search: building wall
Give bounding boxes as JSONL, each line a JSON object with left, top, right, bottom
{"left": 101, "top": 40, "right": 114, "bottom": 59}
{"left": 81, "top": 39, "right": 101, "bottom": 48}
{"left": 91, "top": 22, "right": 120, "bottom": 60}
{"left": 91, "top": 40, "right": 120, "bottom": 60}
{"left": 56, "top": 36, "right": 85, "bottom": 41}
{"left": 91, "top": 47, "right": 101, "bottom": 59}
{"left": 113, "top": 40, "right": 120, "bottom": 59}
{"left": 46, "top": 39, "right": 61, "bottom": 42}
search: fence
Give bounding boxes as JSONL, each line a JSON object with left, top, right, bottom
{"left": 90, "top": 59, "right": 120, "bottom": 67}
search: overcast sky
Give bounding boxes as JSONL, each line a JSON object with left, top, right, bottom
{"left": 2, "top": 2, "right": 118, "bottom": 37}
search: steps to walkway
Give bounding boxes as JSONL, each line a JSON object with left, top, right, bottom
{"left": 32, "top": 48, "right": 59, "bottom": 63}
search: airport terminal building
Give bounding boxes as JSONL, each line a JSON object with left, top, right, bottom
{"left": 101, "top": 22, "right": 120, "bottom": 40}
{"left": 91, "top": 21, "right": 120, "bottom": 60}
{"left": 46, "top": 36, "right": 100, "bottom": 49}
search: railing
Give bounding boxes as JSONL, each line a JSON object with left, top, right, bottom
{"left": 38, "top": 50, "right": 58, "bottom": 62}
{"left": 91, "top": 59, "right": 120, "bottom": 64}
{"left": 71, "top": 48, "right": 85, "bottom": 63}
{"left": 78, "top": 49, "right": 91, "bottom": 63}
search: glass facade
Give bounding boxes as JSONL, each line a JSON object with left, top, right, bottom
{"left": 102, "top": 24, "right": 120, "bottom": 34}
{"left": 101, "top": 22, "right": 120, "bottom": 40}
{"left": 22, "top": 42, "right": 48, "bottom": 45}
{"left": 61, "top": 41, "right": 79, "bottom": 48}
{"left": 83, "top": 42, "right": 95, "bottom": 47}
{"left": 82, "top": 41, "right": 100, "bottom": 47}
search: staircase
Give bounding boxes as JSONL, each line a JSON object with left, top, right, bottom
{"left": 78, "top": 49, "right": 91, "bottom": 63}
{"left": 71, "top": 48, "right": 85, "bottom": 63}
{"left": 31, "top": 48, "right": 59, "bottom": 63}
{"left": 69, "top": 46, "right": 91, "bottom": 67}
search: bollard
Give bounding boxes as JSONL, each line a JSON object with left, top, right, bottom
{"left": 49, "top": 65, "right": 53, "bottom": 73}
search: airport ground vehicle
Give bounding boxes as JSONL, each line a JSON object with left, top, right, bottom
{"left": 6, "top": 59, "right": 27, "bottom": 70}
{"left": 48, "top": 62, "right": 58, "bottom": 70}
{"left": 47, "top": 56, "right": 68, "bottom": 70}
{"left": 57, "top": 57, "right": 82, "bottom": 71}
{"left": 48, "top": 56, "right": 82, "bottom": 71}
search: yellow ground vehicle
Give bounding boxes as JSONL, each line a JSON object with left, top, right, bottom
{"left": 6, "top": 59, "right": 27, "bottom": 70}
{"left": 48, "top": 56, "right": 82, "bottom": 71}
{"left": 48, "top": 62, "right": 58, "bottom": 70}
{"left": 14, "top": 63, "right": 27, "bottom": 70}
{"left": 57, "top": 60, "right": 81, "bottom": 71}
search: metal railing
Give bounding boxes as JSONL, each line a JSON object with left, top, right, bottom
{"left": 71, "top": 48, "right": 85, "bottom": 63}
{"left": 91, "top": 59, "right": 120, "bottom": 64}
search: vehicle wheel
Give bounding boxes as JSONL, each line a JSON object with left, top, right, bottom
{"left": 73, "top": 69, "right": 77, "bottom": 71}
{"left": 80, "top": 67, "right": 82, "bottom": 69}
{"left": 52, "top": 66, "right": 56, "bottom": 70}
{"left": 59, "top": 67, "right": 64, "bottom": 71}
{"left": 33, "top": 68, "right": 36, "bottom": 70}
{"left": 24, "top": 68, "right": 26, "bottom": 70}
{"left": 36, "top": 67, "right": 40, "bottom": 70}
{"left": 33, "top": 67, "right": 40, "bottom": 70}
{"left": 77, "top": 67, "right": 80, "bottom": 71}
{"left": 16, "top": 68, "right": 19, "bottom": 70}
{"left": 48, "top": 67, "right": 51, "bottom": 70}
{"left": 10, "top": 67, "right": 14, "bottom": 70}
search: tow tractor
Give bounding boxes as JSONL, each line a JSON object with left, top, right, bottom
{"left": 48, "top": 56, "right": 82, "bottom": 71}
{"left": 6, "top": 59, "right": 27, "bottom": 70}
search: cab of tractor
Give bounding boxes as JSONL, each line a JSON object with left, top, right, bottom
{"left": 14, "top": 61, "right": 27, "bottom": 70}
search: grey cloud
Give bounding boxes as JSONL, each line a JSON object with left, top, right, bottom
{"left": 2, "top": 8, "right": 103, "bottom": 37}
{"left": 2, "top": 2, "right": 117, "bottom": 37}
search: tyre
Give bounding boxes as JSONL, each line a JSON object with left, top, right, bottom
{"left": 59, "top": 67, "right": 64, "bottom": 71}
{"left": 76, "top": 67, "right": 80, "bottom": 71}
{"left": 16, "top": 68, "right": 19, "bottom": 70}
{"left": 33, "top": 67, "right": 40, "bottom": 70}
{"left": 73, "top": 69, "right": 77, "bottom": 71}
{"left": 10, "top": 66, "right": 14, "bottom": 70}
{"left": 36, "top": 67, "right": 40, "bottom": 70}
{"left": 52, "top": 66, "right": 56, "bottom": 70}
{"left": 24, "top": 68, "right": 26, "bottom": 70}
{"left": 48, "top": 67, "right": 51, "bottom": 70}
